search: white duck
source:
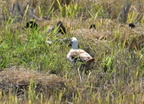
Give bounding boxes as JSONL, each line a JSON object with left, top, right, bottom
{"left": 67, "top": 37, "right": 94, "bottom": 64}
{"left": 67, "top": 37, "right": 94, "bottom": 82}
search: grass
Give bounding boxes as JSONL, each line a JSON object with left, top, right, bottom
{"left": 0, "top": 0, "right": 144, "bottom": 104}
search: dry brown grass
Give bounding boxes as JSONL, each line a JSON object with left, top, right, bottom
{"left": 0, "top": 67, "right": 72, "bottom": 98}
{"left": 68, "top": 17, "right": 144, "bottom": 53}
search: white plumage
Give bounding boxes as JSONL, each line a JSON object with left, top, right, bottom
{"left": 67, "top": 37, "right": 94, "bottom": 64}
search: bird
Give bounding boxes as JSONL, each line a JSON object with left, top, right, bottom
{"left": 57, "top": 21, "right": 66, "bottom": 34}
{"left": 129, "top": 23, "right": 135, "bottom": 29}
{"left": 67, "top": 37, "right": 95, "bottom": 65}
{"left": 67, "top": 37, "right": 95, "bottom": 82}
{"left": 23, "top": 21, "right": 38, "bottom": 29}
{"left": 48, "top": 21, "right": 66, "bottom": 34}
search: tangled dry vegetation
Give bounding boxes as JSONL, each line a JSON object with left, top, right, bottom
{"left": 0, "top": 0, "right": 144, "bottom": 104}
{"left": 0, "top": 67, "right": 75, "bottom": 101}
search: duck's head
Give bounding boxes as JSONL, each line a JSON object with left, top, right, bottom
{"left": 68, "top": 37, "right": 78, "bottom": 49}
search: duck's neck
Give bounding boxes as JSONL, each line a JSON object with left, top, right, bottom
{"left": 72, "top": 42, "right": 78, "bottom": 49}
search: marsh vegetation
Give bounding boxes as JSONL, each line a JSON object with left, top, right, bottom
{"left": 0, "top": 0, "right": 144, "bottom": 103}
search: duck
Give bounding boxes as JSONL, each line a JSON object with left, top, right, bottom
{"left": 67, "top": 37, "right": 95, "bottom": 82}
{"left": 67, "top": 37, "right": 95, "bottom": 64}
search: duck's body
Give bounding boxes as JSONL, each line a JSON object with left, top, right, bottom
{"left": 67, "top": 49, "right": 94, "bottom": 64}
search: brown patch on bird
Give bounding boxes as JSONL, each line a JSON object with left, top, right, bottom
{"left": 70, "top": 52, "right": 93, "bottom": 62}
{"left": 70, "top": 50, "right": 86, "bottom": 56}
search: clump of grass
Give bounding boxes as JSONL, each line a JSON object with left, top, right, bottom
{"left": 0, "top": 67, "right": 76, "bottom": 103}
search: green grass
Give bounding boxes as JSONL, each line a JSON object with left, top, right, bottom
{"left": 0, "top": 0, "right": 144, "bottom": 104}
